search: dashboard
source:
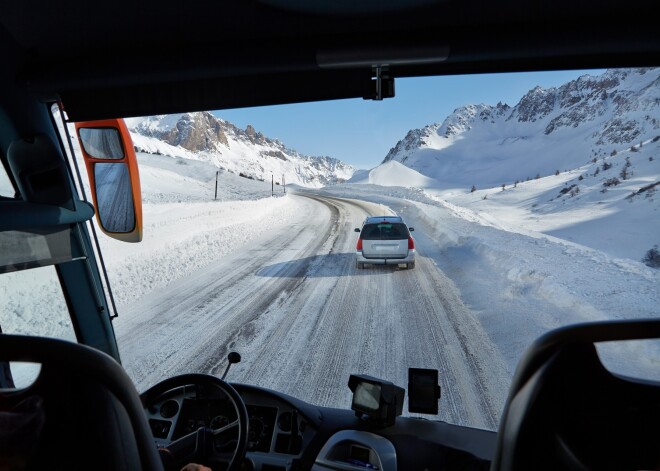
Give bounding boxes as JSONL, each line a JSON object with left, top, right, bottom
{"left": 143, "top": 380, "right": 495, "bottom": 471}
{"left": 144, "top": 382, "right": 319, "bottom": 470}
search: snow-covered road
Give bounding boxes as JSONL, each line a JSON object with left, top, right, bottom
{"left": 115, "top": 193, "right": 507, "bottom": 430}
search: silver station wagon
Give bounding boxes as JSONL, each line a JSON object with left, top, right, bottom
{"left": 355, "top": 216, "right": 416, "bottom": 269}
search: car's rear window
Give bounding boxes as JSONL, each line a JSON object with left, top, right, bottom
{"left": 360, "top": 223, "right": 409, "bottom": 240}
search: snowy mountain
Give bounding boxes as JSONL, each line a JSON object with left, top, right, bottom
{"left": 126, "top": 111, "right": 354, "bottom": 188}
{"left": 383, "top": 68, "right": 660, "bottom": 188}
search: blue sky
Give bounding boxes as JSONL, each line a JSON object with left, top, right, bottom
{"left": 214, "top": 69, "right": 606, "bottom": 169}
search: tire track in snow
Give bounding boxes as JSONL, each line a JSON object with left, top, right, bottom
{"left": 227, "top": 194, "right": 498, "bottom": 428}
{"left": 228, "top": 195, "right": 344, "bottom": 381}
{"left": 119, "top": 192, "right": 505, "bottom": 430}
{"left": 243, "top": 193, "right": 503, "bottom": 429}
{"left": 116, "top": 196, "right": 334, "bottom": 389}
{"left": 234, "top": 195, "right": 381, "bottom": 405}
{"left": 388, "top": 198, "right": 508, "bottom": 428}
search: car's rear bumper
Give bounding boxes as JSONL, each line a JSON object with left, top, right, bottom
{"left": 356, "top": 250, "right": 415, "bottom": 265}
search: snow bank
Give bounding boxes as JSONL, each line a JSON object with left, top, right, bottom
{"left": 99, "top": 196, "right": 295, "bottom": 307}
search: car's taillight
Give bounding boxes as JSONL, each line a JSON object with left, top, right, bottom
{"left": 356, "top": 238, "right": 363, "bottom": 251}
{"left": 408, "top": 236, "right": 415, "bottom": 250}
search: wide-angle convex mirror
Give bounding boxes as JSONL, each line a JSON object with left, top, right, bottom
{"left": 75, "top": 119, "right": 142, "bottom": 242}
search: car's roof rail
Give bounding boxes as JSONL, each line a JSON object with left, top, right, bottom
{"left": 365, "top": 216, "right": 403, "bottom": 223}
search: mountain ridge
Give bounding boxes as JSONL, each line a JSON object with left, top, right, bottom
{"left": 383, "top": 68, "right": 659, "bottom": 187}
{"left": 128, "top": 111, "right": 354, "bottom": 188}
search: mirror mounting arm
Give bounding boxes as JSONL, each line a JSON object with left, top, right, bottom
{"left": 365, "top": 66, "right": 394, "bottom": 101}
{"left": 375, "top": 66, "right": 383, "bottom": 101}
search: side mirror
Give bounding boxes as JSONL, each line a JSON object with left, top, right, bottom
{"left": 354, "top": 228, "right": 360, "bottom": 232}
{"left": 75, "top": 119, "right": 142, "bottom": 242}
{"left": 409, "top": 227, "right": 415, "bottom": 232}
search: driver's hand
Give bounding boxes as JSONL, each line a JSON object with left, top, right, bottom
{"left": 180, "top": 464, "right": 212, "bottom": 471}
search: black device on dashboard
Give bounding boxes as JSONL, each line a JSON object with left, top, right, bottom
{"left": 408, "top": 368, "right": 441, "bottom": 414}
{"left": 348, "top": 374, "right": 404, "bottom": 427}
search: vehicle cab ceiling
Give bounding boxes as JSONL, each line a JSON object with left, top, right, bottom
{"left": 1, "top": 0, "right": 659, "bottom": 123}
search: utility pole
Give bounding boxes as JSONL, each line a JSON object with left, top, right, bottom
{"left": 215, "top": 171, "right": 219, "bottom": 200}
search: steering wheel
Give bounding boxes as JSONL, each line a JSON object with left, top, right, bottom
{"left": 140, "top": 373, "right": 249, "bottom": 471}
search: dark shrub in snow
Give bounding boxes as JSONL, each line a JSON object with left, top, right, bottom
{"left": 642, "top": 245, "right": 660, "bottom": 268}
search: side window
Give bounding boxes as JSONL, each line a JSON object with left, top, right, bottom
{"left": 0, "top": 266, "right": 75, "bottom": 341}
{"left": 0, "top": 266, "right": 76, "bottom": 388}
{"left": 0, "top": 159, "right": 16, "bottom": 198}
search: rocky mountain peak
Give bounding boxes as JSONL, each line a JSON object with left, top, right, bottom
{"left": 382, "top": 68, "right": 659, "bottom": 185}
{"left": 383, "top": 125, "right": 439, "bottom": 163}
{"left": 509, "top": 85, "right": 555, "bottom": 123}
{"left": 129, "top": 111, "right": 355, "bottom": 188}
{"left": 135, "top": 111, "right": 229, "bottom": 152}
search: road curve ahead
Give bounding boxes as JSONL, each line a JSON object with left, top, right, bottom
{"left": 116, "top": 193, "right": 506, "bottom": 430}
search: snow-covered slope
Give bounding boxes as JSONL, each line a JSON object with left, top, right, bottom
{"left": 384, "top": 68, "right": 660, "bottom": 189}
{"left": 348, "top": 160, "right": 436, "bottom": 187}
{"left": 128, "top": 111, "right": 354, "bottom": 188}
{"left": 431, "top": 138, "right": 660, "bottom": 262}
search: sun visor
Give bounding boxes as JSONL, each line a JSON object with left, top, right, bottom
{"left": 0, "top": 200, "right": 94, "bottom": 232}
{"left": 317, "top": 43, "right": 449, "bottom": 68}
{"left": 0, "top": 200, "right": 93, "bottom": 274}
{"left": 60, "top": 69, "right": 378, "bottom": 122}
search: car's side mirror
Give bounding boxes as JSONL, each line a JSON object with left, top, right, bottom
{"left": 354, "top": 228, "right": 360, "bottom": 232}
{"left": 409, "top": 227, "right": 415, "bottom": 232}
{"left": 75, "top": 119, "right": 142, "bottom": 242}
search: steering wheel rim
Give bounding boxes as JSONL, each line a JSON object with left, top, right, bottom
{"left": 140, "top": 373, "right": 249, "bottom": 471}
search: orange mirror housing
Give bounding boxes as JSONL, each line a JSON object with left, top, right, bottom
{"left": 75, "top": 119, "right": 143, "bottom": 242}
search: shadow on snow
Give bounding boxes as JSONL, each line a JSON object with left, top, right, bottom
{"left": 255, "top": 252, "right": 412, "bottom": 278}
